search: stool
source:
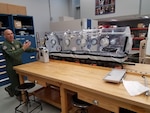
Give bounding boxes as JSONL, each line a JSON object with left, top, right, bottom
{"left": 72, "top": 94, "right": 91, "bottom": 113}
{"left": 15, "top": 82, "right": 42, "bottom": 113}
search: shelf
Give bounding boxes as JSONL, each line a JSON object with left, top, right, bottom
{"left": 131, "top": 27, "right": 148, "bottom": 30}
{"left": 15, "top": 27, "right": 34, "bottom": 30}
{"left": 0, "top": 27, "right": 7, "bottom": 29}
{"left": 133, "top": 37, "right": 145, "bottom": 40}
{"left": 32, "top": 86, "right": 61, "bottom": 108}
{"left": 132, "top": 48, "right": 139, "bottom": 50}
{"left": 32, "top": 86, "right": 112, "bottom": 113}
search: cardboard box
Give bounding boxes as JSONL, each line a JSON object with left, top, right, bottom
{"left": 14, "top": 20, "right": 22, "bottom": 29}
{"left": 7, "top": 4, "right": 26, "bottom": 15}
{"left": 59, "top": 16, "right": 74, "bottom": 21}
{"left": 137, "top": 23, "right": 145, "bottom": 28}
{"left": 0, "top": 2, "right": 26, "bottom": 15}
{"left": 0, "top": 2, "right": 8, "bottom": 14}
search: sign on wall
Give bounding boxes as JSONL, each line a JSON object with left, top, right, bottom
{"left": 95, "top": 0, "right": 115, "bottom": 15}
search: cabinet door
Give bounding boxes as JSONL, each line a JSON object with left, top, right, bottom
{"left": 15, "top": 36, "right": 37, "bottom": 64}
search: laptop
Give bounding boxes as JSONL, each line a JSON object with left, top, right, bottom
{"left": 103, "top": 69, "right": 126, "bottom": 83}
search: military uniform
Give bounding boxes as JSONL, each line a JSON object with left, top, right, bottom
{"left": 2, "top": 39, "right": 37, "bottom": 96}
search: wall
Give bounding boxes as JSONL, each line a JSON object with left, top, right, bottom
{"left": 140, "top": 0, "right": 150, "bottom": 16}
{"left": 68, "top": 0, "right": 80, "bottom": 19}
{"left": 50, "top": 0, "right": 69, "bottom": 22}
{"left": 0, "top": 0, "right": 70, "bottom": 38}
{"left": 80, "top": 0, "right": 141, "bottom": 21}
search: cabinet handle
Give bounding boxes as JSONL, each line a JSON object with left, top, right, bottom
{"left": 16, "top": 38, "right": 21, "bottom": 40}
{"left": 93, "top": 100, "right": 99, "bottom": 105}
{"left": 34, "top": 80, "right": 38, "bottom": 84}
{"left": 21, "top": 38, "right": 25, "bottom": 40}
{"left": 30, "top": 56, "right": 35, "bottom": 59}
{"left": 0, "top": 41, "right": 3, "bottom": 44}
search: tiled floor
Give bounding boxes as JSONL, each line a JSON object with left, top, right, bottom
{"left": 0, "top": 84, "right": 61, "bottom": 113}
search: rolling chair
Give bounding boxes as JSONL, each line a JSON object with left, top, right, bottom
{"left": 15, "top": 82, "right": 42, "bottom": 113}
{"left": 72, "top": 94, "right": 91, "bottom": 113}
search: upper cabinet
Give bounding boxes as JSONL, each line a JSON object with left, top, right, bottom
{"left": 11, "top": 15, "right": 34, "bottom": 36}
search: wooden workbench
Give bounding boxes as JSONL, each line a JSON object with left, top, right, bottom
{"left": 13, "top": 60, "right": 150, "bottom": 113}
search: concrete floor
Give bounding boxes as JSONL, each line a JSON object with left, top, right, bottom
{"left": 0, "top": 84, "right": 61, "bottom": 113}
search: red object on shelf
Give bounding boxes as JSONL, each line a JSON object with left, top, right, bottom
{"left": 133, "top": 37, "right": 145, "bottom": 40}
{"left": 132, "top": 48, "right": 139, "bottom": 50}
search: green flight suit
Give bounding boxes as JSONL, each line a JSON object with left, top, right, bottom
{"left": 2, "top": 39, "right": 37, "bottom": 96}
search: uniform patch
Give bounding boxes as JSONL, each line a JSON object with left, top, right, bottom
{"left": 16, "top": 45, "right": 20, "bottom": 48}
{"left": 12, "top": 47, "right": 15, "bottom": 50}
{"left": 3, "top": 46, "right": 7, "bottom": 50}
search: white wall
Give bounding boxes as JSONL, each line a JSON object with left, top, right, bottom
{"left": 80, "top": 0, "right": 141, "bottom": 21}
{"left": 0, "top": 0, "right": 70, "bottom": 38}
{"left": 26, "top": 0, "right": 50, "bottom": 38}
{"left": 140, "top": 0, "right": 150, "bottom": 16}
{"left": 50, "top": 0, "right": 69, "bottom": 22}
{"left": 68, "top": 0, "right": 80, "bottom": 19}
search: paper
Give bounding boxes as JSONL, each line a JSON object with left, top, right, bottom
{"left": 123, "top": 79, "right": 150, "bottom": 96}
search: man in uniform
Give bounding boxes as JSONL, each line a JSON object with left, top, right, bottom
{"left": 2, "top": 29, "right": 38, "bottom": 99}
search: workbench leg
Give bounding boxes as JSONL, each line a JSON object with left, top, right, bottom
{"left": 19, "top": 74, "right": 26, "bottom": 102}
{"left": 19, "top": 74, "right": 24, "bottom": 84}
{"left": 60, "top": 86, "right": 68, "bottom": 113}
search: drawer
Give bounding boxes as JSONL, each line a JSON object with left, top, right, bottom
{"left": 78, "top": 91, "right": 119, "bottom": 113}
{"left": 27, "top": 76, "right": 47, "bottom": 87}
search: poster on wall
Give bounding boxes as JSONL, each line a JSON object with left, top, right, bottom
{"left": 95, "top": 0, "right": 115, "bottom": 15}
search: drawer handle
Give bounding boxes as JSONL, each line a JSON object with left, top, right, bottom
{"left": 93, "top": 100, "right": 99, "bottom": 105}
{"left": 34, "top": 80, "right": 38, "bottom": 84}
{"left": 0, "top": 41, "right": 4, "bottom": 44}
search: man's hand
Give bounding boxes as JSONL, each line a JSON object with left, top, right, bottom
{"left": 22, "top": 40, "right": 31, "bottom": 51}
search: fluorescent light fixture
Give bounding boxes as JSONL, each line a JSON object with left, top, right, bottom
{"left": 110, "top": 19, "right": 118, "bottom": 21}
{"left": 143, "top": 16, "right": 149, "bottom": 19}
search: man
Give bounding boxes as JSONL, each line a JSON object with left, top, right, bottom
{"left": 2, "top": 29, "right": 38, "bottom": 99}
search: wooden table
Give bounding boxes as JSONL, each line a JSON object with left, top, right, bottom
{"left": 14, "top": 60, "right": 150, "bottom": 113}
